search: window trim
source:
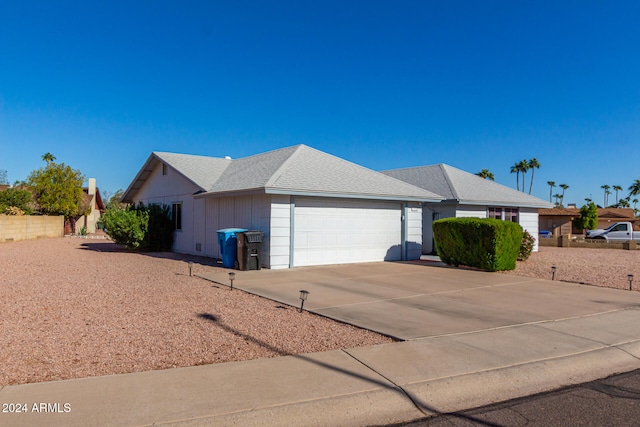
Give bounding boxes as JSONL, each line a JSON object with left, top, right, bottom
{"left": 172, "top": 202, "right": 182, "bottom": 231}
{"left": 488, "top": 207, "right": 519, "bottom": 223}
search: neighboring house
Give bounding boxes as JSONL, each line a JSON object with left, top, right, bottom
{"left": 122, "top": 145, "right": 442, "bottom": 269}
{"left": 539, "top": 207, "right": 639, "bottom": 236}
{"left": 382, "top": 164, "right": 554, "bottom": 254}
{"left": 66, "top": 178, "right": 105, "bottom": 234}
{"left": 538, "top": 207, "right": 577, "bottom": 237}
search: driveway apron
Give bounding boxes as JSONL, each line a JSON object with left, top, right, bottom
{"left": 197, "top": 261, "right": 640, "bottom": 340}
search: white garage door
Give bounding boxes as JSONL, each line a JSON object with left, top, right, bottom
{"left": 293, "top": 198, "right": 402, "bottom": 267}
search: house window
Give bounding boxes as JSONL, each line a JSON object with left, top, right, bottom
{"left": 488, "top": 207, "right": 519, "bottom": 223}
{"left": 172, "top": 203, "right": 182, "bottom": 231}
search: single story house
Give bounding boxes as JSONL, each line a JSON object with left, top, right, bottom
{"left": 539, "top": 207, "right": 638, "bottom": 236}
{"left": 122, "top": 145, "right": 442, "bottom": 268}
{"left": 382, "top": 164, "right": 554, "bottom": 253}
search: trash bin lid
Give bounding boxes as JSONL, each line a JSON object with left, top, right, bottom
{"left": 244, "top": 231, "right": 264, "bottom": 243}
{"left": 217, "top": 228, "right": 248, "bottom": 234}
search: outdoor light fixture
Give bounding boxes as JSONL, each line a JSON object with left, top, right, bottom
{"left": 188, "top": 262, "right": 193, "bottom": 277}
{"left": 229, "top": 272, "right": 236, "bottom": 290}
{"left": 629, "top": 274, "right": 634, "bottom": 291}
{"left": 299, "top": 290, "right": 310, "bottom": 312}
{"left": 551, "top": 266, "right": 557, "bottom": 281}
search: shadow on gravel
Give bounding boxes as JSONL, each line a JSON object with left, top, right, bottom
{"left": 195, "top": 312, "right": 498, "bottom": 426}
{"left": 78, "top": 241, "right": 225, "bottom": 269}
{"left": 197, "top": 312, "right": 291, "bottom": 357}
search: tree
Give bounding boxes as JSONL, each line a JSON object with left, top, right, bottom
{"left": 547, "top": 181, "right": 556, "bottom": 203}
{"left": 559, "top": 184, "right": 569, "bottom": 207}
{"left": 618, "top": 199, "right": 630, "bottom": 208}
{"left": 41, "top": 153, "right": 56, "bottom": 164}
{"left": 27, "top": 155, "right": 87, "bottom": 218}
{"left": 510, "top": 163, "right": 521, "bottom": 191}
{"left": 476, "top": 169, "right": 495, "bottom": 180}
{"left": 553, "top": 193, "right": 562, "bottom": 207}
{"left": 527, "top": 158, "right": 540, "bottom": 195}
{"left": 0, "top": 169, "right": 8, "bottom": 185}
{"left": 601, "top": 184, "right": 610, "bottom": 207}
{"left": 573, "top": 202, "right": 598, "bottom": 232}
{"left": 629, "top": 179, "right": 640, "bottom": 199}
{"left": 104, "top": 189, "right": 126, "bottom": 209}
{"left": 518, "top": 159, "right": 530, "bottom": 193}
{"left": 633, "top": 198, "right": 639, "bottom": 210}
{"left": 613, "top": 185, "right": 623, "bottom": 205}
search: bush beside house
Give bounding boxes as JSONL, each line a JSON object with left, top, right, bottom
{"left": 433, "top": 217, "right": 523, "bottom": 272}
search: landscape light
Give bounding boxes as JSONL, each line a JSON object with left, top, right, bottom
{"left": 299, "top": 290, "right": 310, "bottom": 313}
{"left": 629, "top": 274, "right": 634, "bottom": 291}
{"left": 188, "top": 262, "right": 193, "bottom": 277}
{"left": 551, "top": 265, "right": 557, "bottom": 281}
{"left": 229, "top": 272, "right": 236, "bottom": 290}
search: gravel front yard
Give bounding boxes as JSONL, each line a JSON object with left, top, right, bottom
{"left": 503, "top": 246, "right": 640, "bottom": 290}
{"left": 2, "top": 239, "right": 638, "bottom": 386}
{"left": 0, "top": 238, "right": 392, "bottom": 386}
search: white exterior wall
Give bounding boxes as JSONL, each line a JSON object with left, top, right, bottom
{"left": 132, "top": 162, "right": 200, "bottom": 254}
{"left": 406, "top": 202, "right": 423, "bottom": 260}
{"left": 519, "top": 208, "right": 540, "bottom": 252}
{"left": 421, "top": 203, "right": 458, "bottom": 254}
{"left": 203, "top": 194, "right": 271, "bottom": 261}
{"left": 270, "top": 195, "right": 292, "bottom": 269}
{"left": 455, "top": 205, "right": 488, "bottom": 218}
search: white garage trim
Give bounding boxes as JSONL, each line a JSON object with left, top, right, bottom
{"left": 292, "top": 197, "right": 403, "bottom": 267}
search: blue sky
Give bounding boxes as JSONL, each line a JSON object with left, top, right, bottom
{"left": 1, "top": 1, "right": 639, "bottom": 206}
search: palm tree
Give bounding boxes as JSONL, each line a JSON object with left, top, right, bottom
{"left": 527, "top": 158, "right": 540, "bottom": 195}
{"left": 41, "top": 152, "right": 56, "bottom": 164}
{"left": 613, "top": 185, "right": 623, "bottom": 205}
{"left": 633, "top": 198, "right": 639, "bottom": 209}
{"left": 629, "top": 179, "right": 640, "bottom": 199}
{"left": 547, "top": 181, "right": 556, "bottom": 203}
{"left": 601, "top": 184, "right": 610, "bottom": 207}
{"left": 518, "top": 159, "right": 530, "bottom": 193}
{"left": 585, "top": 197, "right": 592, "bottom": 204}
{"left": 619, "top": 199, "right": 630, "bottom": 208}
{"left": 559, "top": 184, "right": 569, "bottom": 206}
{"left": 476, "top": 169, "right": 495, "bottom": 180}
{"left": 510, "top": 163, "right": 520, "bottom": 191}
{"left": 553, "top": 193, "right": 563, "bottom": 207}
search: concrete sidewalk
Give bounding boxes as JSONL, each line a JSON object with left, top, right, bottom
{"left": 3, "top": 263, "right": 640, "bottom": 426}
{"left": 3, "top": 309, "right": 640, "bottom": 426}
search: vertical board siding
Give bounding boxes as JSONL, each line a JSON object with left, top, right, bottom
{"left": 406, "top": 203, "right": 423, "bottom": 260}
{"left": 269, "top": 195, "right": 291, "bottom": 269}
{"left": 519, "top": 208, "right": 540, "bottom": 252}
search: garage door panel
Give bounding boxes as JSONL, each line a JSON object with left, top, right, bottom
{"left": 294, "top": 198, "right": 402, "bottom": 267}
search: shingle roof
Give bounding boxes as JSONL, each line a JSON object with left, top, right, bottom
{"left": 382, "top": 164, "right": 553, "bottom": 208}
{"left": 123, "top": 145, "right": 443, "bottom": 202}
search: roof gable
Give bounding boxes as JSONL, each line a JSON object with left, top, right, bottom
{"left": 124, "top": 145, "right": 443, "bottom": 203}
{"left": 382, "top": 164, "right": 553, "bottom": 208}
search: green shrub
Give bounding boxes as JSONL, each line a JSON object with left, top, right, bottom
{"left": 0, "top": 188, "right": 34, "bottom": 215}
{"left": 518, "top": 230, "right": 535, "bottom": 261}
{"left": 101, "top": 207, "right": 149, "bottom": 249}
{"left": 101, "top": 203, "right": 174, "bottom": 251}
{"left": 433, "top": 217, "right": 523, "bottom": 272}
{"left": 138, "top": 203, "right": 174, "bottom": 252}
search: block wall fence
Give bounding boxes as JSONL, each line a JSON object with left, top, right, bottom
{"left": 0, "top": 215, "right": 64, "bottom": 242}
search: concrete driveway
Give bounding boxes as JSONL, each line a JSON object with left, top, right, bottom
{"left": 198, "top": 261, "right": 640, "bottom": 340}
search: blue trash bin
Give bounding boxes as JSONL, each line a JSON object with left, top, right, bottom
{"left": 217, "top": 228, "right": 248, "bottom": 268}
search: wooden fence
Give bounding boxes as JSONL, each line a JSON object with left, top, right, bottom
{"left": 0, "top": 215, "right": 64, "bottom": 242}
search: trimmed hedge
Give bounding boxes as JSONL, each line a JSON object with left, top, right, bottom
{"left": 433, "top": 217, "right": 523, "bottom": 272}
